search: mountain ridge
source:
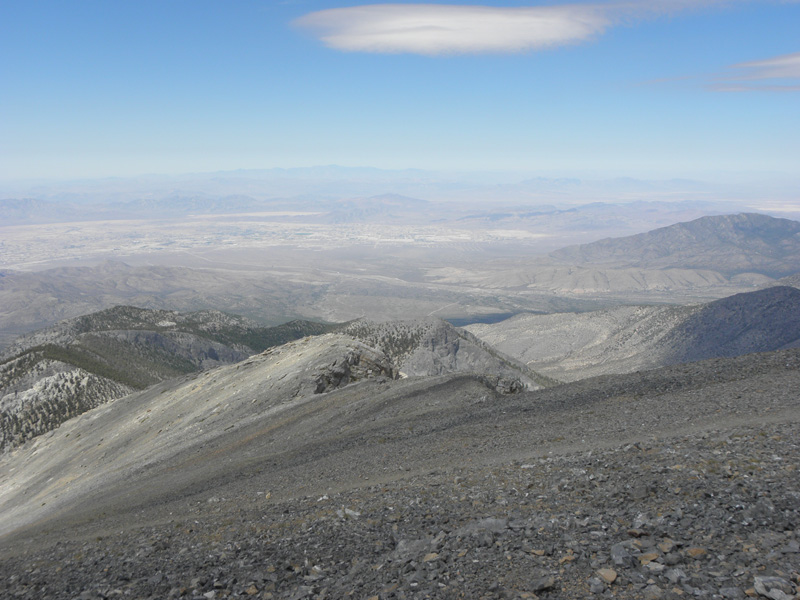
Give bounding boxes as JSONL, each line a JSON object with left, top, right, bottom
{"left": 0, "top": 307, "right": 338, "bottom": 451}
{"left": 663, "top": 285, "right": 800, "bottom": 363}
{"left": 549, "top": 212, "right": 800, "bottom": 277}
{"left": 1, "top": 309, "right": 547, "bottom": 452}
{"left": 342, "top": 317, "right": 557, "bottom": 390}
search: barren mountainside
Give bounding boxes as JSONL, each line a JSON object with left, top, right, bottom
{"left": 2, "top": 211, "right": 800, "bottom": 599}
{"left": 466, "top": 286, "right": 800, "bottom": 381}
{"left": 1, "top": 308, "right": 548, "bottom": 452}
{"left": 0, "top": 306, "right": 337, "bottom": 451}
{"left": 662, "top": 285, "right": 800, "bottom": 364}
{"left": 550, "top": 213, "right": 800, "bottom": 277}
{"left": 1, "top": 335, "right": 798, "bottom": 599}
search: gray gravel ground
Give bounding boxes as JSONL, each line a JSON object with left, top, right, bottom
{"left": 1, "top": 349, "right": 799, "bottom": 599}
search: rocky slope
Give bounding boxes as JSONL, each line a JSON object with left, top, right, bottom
{"left": 0, "top": 333, "right": 399, "bottom": 537}
{"left": 773, "top": 272, "right": 800, "bottom": 289}
{"left": 466, "top": 286, "right": 800, "bottom": 382}
{"left": 1, "top": 309, "right": 543, "bottom": 452}
{"left": 550, "top": 213, "right": 800, "bottom": 278}
{"left": 0, "top": 340, "right": 798, "bottom": 599}
{"left": 0, "top": 306, "right": 337, "bottom": 451}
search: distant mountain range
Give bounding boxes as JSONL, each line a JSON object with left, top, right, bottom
{"left": 0, "top": 192, "right": 739, "bottom": 228}
{"left": 423, "top": 213, "right": 800, "bottom": 297}
{"left": 550, "top": 213, "right": 800, "bottom": 277}
{"left": 5, "top": 165, "right": 795, "bottom": 207}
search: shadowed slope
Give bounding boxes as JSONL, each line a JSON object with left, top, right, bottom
{"left": 663, "top": 285, "right": 800, "bottom": 363}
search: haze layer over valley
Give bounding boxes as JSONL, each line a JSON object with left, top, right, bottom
{"left": 4, "top": 171, "right": 800, "bottom": 351}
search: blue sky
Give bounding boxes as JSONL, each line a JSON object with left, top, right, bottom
{"left": 1, "top": 0, "right": 798, "bottom": 181}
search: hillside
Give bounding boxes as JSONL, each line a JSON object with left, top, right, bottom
{"left": 663, "top": 285, "right": 800, "bottom": 364}
{"left": 0, "top": 306, "right": 337, "bottom": 451}
{"left": 549, "top": 213, "right": 800, "bottom": 277}
{"left": 0, "top": 309, "right": 547, "bottom": 452}
{"left": 0, "top": 261, "right": 328, "bottom": 350}
{"left": 466, "top": 286, "right": 800, "bottom": 381}
{"left": 466, "top": 304, "right": 694, "bottom": 381}
{"left": 775, "top": 272, "right": 800, "bottom": 289}
{"left": 1, "top": 333, "right": 798, "bottom": 599}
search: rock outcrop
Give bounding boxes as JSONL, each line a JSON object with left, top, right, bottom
{"left": 342, "top": 318, "right": 556, "bottom": 391}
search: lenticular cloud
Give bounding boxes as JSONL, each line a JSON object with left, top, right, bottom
{"left": 294, "top": 4, "right": 613, "bottom": 55}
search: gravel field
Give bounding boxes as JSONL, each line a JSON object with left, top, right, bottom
{"left": 1, "top": 348, "right": 799, "bottom": 599}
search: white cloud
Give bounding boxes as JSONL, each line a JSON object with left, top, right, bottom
{"left": 710, "top": 51, "right": 800, "bottom": 91}
{"left": 294, "top": 4, "right": 614, "bottom": 55}
{"left": 294, "top": 2, "right": 798, "bottom": 64}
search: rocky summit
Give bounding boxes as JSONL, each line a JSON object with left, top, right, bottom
{"left": 3, "top": 210, "right": 800, "bottom": 598}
